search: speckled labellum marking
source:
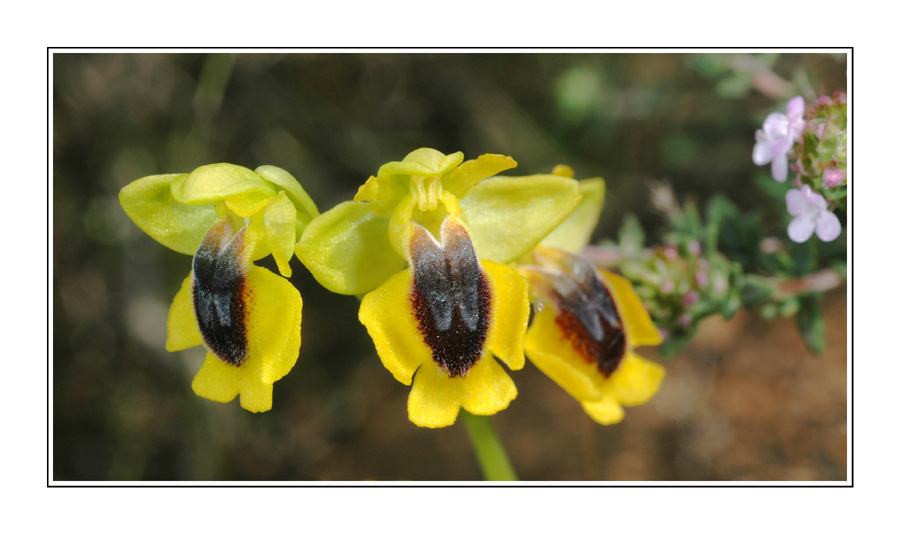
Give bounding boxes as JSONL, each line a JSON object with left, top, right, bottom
{"left": 192, "top": 220, "right": 251, "bottom": 366}
{"left": 537, "top": 252, "right": 626, "bottom": 377}
{"left": 409, "top": 219, "right": 491, "bottom": 377}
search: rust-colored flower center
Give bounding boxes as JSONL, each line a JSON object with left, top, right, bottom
{"left": 409, "top": 219, "right": 491, "bottom": 377}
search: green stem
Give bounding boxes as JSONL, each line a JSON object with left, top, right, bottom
{"left": 460, "top": 410, "right": 518, "bottom": 481}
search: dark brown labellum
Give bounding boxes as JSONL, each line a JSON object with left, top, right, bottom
{"left": 534, "top": 251, "right": 627, "bottom": 377}
{"left": 409, "top": 219, "right": 491, "bottom": 378}
{"left": 192, "top": 220, "right": 250, "bottom": 366}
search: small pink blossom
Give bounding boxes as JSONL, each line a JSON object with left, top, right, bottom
{"left": 688, "top": 240, "right": 701, "bottom": 256}
{"left": 661, "top": 280, "right": 675, "bottom": 294}
{"left": 785, "top": 185, "right": 842, "bottom": 243}
{"left": 682, "top": 292, "right": 699, "bottom": 306}
{"left": 695, "top": 270, "right": 708, "bottom": 288}
{"left": 752, "top": 96, "right": 806, "bottom": 182}
{"left": 823, "top": 168, "right": 845, "bottom": 188}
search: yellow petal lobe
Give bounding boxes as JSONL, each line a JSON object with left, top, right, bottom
{"left": 262, "top": 191, "right": 297, "bottom": 278}
{"left": 166, "top": 275, "right": 203, "bottom": 352}
{"left": 523, "top": 305, "right": 606, "bottom": 401}
{"left": 604, "top": 352, "right": 665, "bottom": 406}
{"left": 358, "top": 269, "right": 428, "bottom": 385}
{"left": 190, "top": 265, "right": 302, "bottom": 412}
{"left": 598, "top": 269, "right": 663, "bottom": 348}
{"left": 581, "top": 397, "right": 625, "bottom": 426}
{"left": 408, "top": 357, "right": 517, "bottom": 428}
{"left": 481, "top": 260, "right": 529, "bottom": 371}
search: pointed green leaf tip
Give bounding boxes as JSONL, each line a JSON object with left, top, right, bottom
{"left": 460, "top": 174, "right": 582, "bottom": 264}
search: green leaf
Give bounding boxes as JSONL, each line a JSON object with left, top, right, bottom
{"left": 295, "top": 201, "right": 406, "bottom": 295}
{"left": 540, "top": 178, "right": 605, "bottom": 253}
{"left": 459, "top": 174, "right": 581, "bottom": 264}
{"left": 739, "top": 274, "right": 775, "bottom": 307}
{"left": 119, "top": 173, "right": 218, "bottom": 255}
{"left": 796, "top": 294, "right": 825, "bottom": 355}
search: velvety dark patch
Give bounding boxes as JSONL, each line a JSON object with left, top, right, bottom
{"left": 548, "top": 256, "right": 626, "bottom": 377}
{"left": 192, "top": 223, "right": 249, "bottom": 366}
{"left": 409, "top": 221, "right": 491, "bottom": 377}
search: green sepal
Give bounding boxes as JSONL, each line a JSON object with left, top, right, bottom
{"left": 295, "top": 201, "right": 407, "bottom": 295}
{"left": 377, "top": 148, "right": 464, "bottom": 179}
{"left": 460, "top": 174, "right": 582, "bottom": 264}
{"left": 171, "top": 163, "right": 276, "bottom": 207}
{"left": 119, "top": 173, "right": 218, "bottom": 255}
{"left": 254, "top": 165, "right": 320, "bottom": 227}
{"left": 539, "top": 178, "right": 606, "bottom": 253}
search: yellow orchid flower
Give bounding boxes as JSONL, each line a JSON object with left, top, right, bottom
{"left": 119, "top": 163, "right": 317, "bottom": 412}
{"left": 359, "top": 216, "right": 530, "bottom": 428}
{"left": 520, "top": 247, "right": 664, "bottom": 425}
{"left": 297, "top": 148, "right": 584, "bottom": 427}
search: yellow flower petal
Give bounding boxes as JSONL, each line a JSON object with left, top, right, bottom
{"left": 407, "top": 357, "right": 517, "bottom": 428}
{"left": 166, "top": 274, "right": 203, "bottom": 352}
{"left": 354, "top": 175, "right": 407, "bottom": 216}
{"left": 358, "top": 269, "right": 428, "bottom": 386}
{"left": 581, "top": 396, "right": 625, "bottom": 426}
{"left": 604, "top": 352, "right": 665, "bottom": 406}
{"left": 598, "top": 269, "right": 663, "bottom": 348}
{"left": 189, "top": 265, "right": 302, "bottom": 412}
{"left": 481, "top": 260, "right": 529, "bottom": 371}
{"left": 523, "top": 305, "right": 606, "bottom": 402}
{"left": 442, "top": 153, "right": 518, "bottom": 198}
{"left": 224, "top": 191, "right": 274, "bottom": 218}
{"left": 262, "top": 191, "right": 297, "bottom": 278}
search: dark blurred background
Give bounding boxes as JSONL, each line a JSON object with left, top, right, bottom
{"left": 52, "top": 52, "right": 847, "bottom": 481}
